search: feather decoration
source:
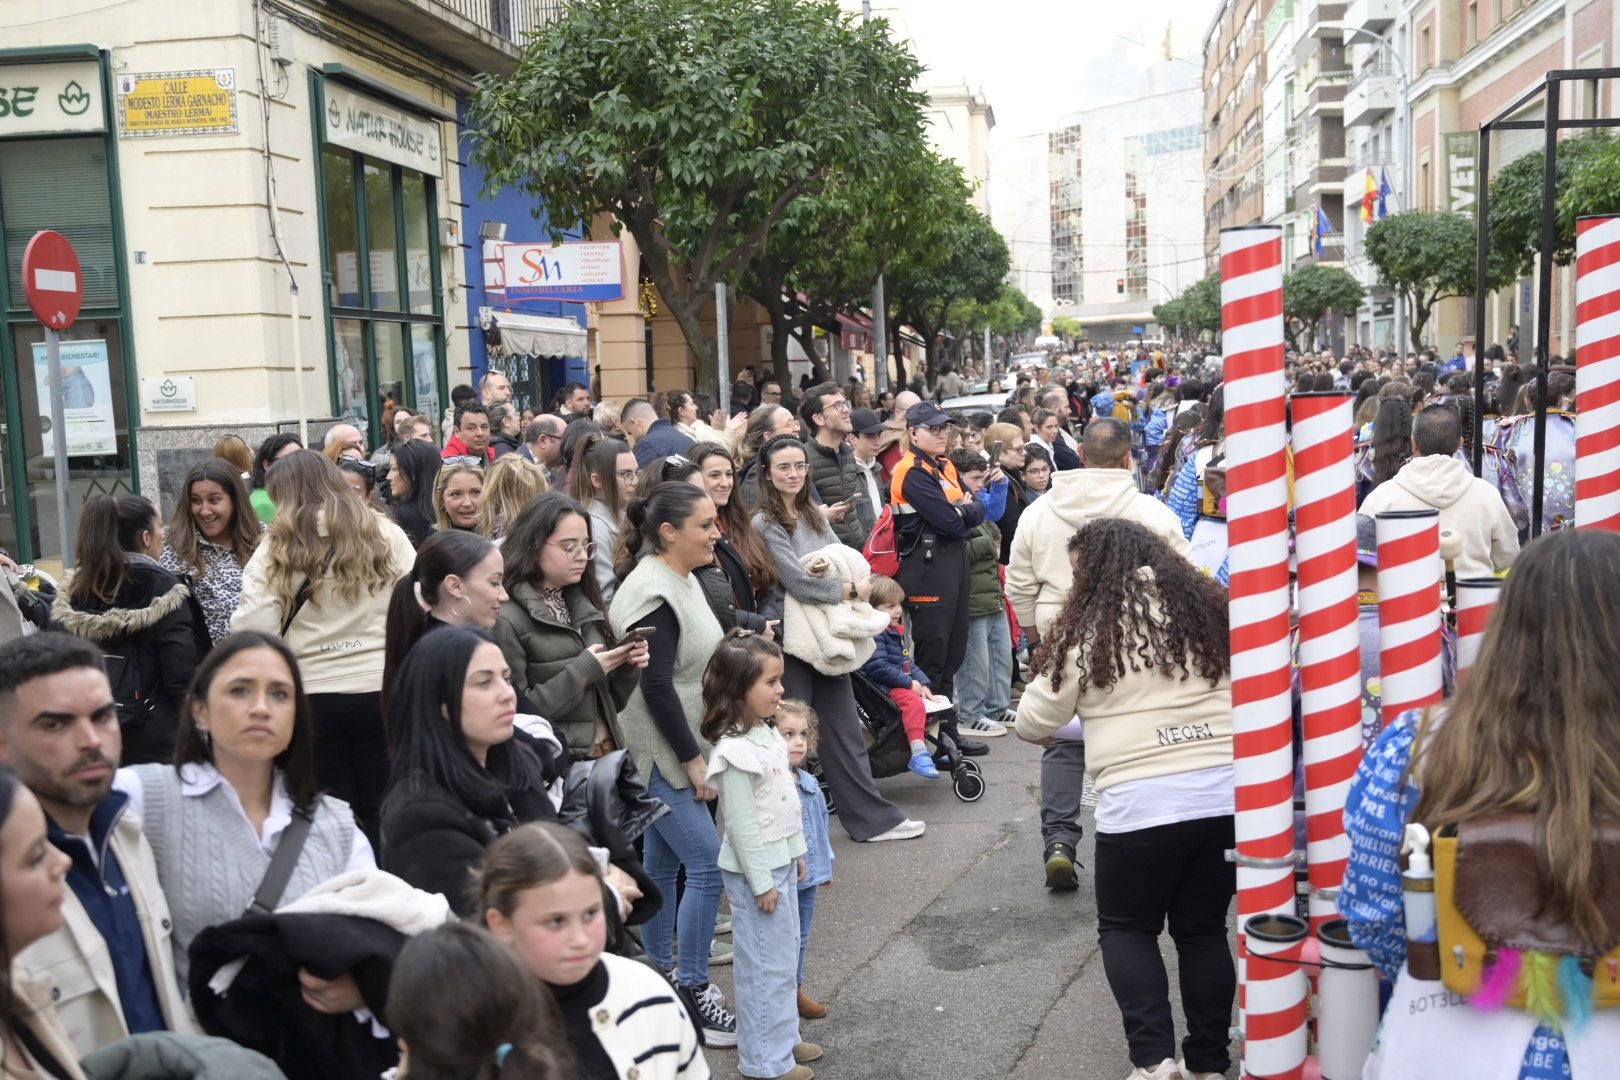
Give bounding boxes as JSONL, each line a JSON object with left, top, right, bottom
{"left": 1522, "top": 951, "right": 1562, "bottom": 1029}
{"left": 1472, "top": 947, "right": 1522, "bottom": 1011}
{"left": 1557, "top": 955, "right": 1594, "bottom": 1036}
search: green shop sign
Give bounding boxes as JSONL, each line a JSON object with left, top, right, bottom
{"left": 0, "top": 61, "right": 104, "bottom": 136}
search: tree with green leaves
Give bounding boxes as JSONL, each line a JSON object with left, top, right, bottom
{"left": 1364, "top": 211, "right": 1485, "bottom": 353}
{"left": 1487, "top": 132, "right": 1620, "bottom": 277}
{"left": 1051, "top": 315, "right": 1082, "bottom": 342}
{"left": 467, "top": 0, "right": 927, "bottom": 391}
{"left": 1283, "top": 264, "right": 1365, "bottom": 351}
{"left": 1153, "top": 273, "right": 1222, "bottom": 341}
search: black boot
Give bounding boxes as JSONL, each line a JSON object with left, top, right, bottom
{"left": 1044, "top": 841, "right": 1080, "bottom": 889}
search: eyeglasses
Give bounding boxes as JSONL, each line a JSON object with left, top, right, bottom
{"left": 615, "top": 469, "right": 639, "bottom": 482}
{"left": 825, "top": 400, "right": 852, "bottom": 413}
{"left": 337, "top": 458, "right": 375, "bottom": 477}
{"left": 772, "top": 461, "right": 810, "bottom": 475}
{"left": 923, "top": 424, "right": 953, "bottom": 436}
{"left": 443, "top": 455, "right": 484, "bottom": 468}
{"left": 547, "top": 540, "right": 598, "bottom": 560}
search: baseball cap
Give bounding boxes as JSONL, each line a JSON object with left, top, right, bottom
{"left": 850, "top": 408, "right": 886, "bottom": 435}
{"left": 903, "top": 401, "right": 953, "bottom": 427}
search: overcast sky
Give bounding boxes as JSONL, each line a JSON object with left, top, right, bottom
{"left": 865, "top": 0, "right": 1220, "bottom": 141}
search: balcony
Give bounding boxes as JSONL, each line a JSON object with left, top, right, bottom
{"left": 1307, "top": 75, "right": 1349, "bottom": 116}
{"left": 1342, "top": 0, "right": 1395, "bottom": 37}
{"left": 1344, "top": 62, "right": 1398, "bottom": 126}
{"left": 335, "top": 0, "right": 567, "bottom": 74}
{"left": 1304, "top": 2, "right": 1346, "bottom": 38}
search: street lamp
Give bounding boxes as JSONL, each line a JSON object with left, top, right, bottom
{"left": 1344, "top": 23, "right": 1412, "bottom": 357}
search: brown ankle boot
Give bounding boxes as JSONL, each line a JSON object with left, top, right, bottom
{"left": 797, "top": 987, "right": 827, "bottom": 1020}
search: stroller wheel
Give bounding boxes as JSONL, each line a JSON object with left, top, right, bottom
{"left": 952, "top": 768, "right": 986, "bottom": 803}
{"left": 958, "top": 758, "right": 982, "bottom": 777}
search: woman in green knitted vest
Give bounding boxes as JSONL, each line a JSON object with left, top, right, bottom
{"left": 608, "top": 483, "right": 736, "bottom": 1047}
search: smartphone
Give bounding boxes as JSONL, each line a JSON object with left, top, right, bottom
{"left": 989, "top": 439, "right": 1004, "bottom": 460}
{"left": 838, "top": 492, "right": 865, "bottom": 508}
{"left": 621, "top": 626, "right": 657, "bottom": 645}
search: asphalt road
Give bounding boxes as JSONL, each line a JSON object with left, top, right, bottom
{"left": 705, "top": 734, "right": 1242, "bottom": 1080}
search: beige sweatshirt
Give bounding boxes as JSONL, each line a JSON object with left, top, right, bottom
{"left": 1013, "top": 572, "right": 1232, "bottom": 791}
{"left": 1358, "top": 454, "right": 1519, "bottom": 580}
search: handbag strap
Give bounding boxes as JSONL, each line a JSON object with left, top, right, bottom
{"left": 279, "top": 546, "right": 336, "bottom": 638}
{"left": 246, "top": 805, "right": 315, "bottom": 915}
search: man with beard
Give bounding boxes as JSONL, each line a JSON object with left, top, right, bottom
{"left": 0, "top": 633, "right": 190, "bottom": 1055}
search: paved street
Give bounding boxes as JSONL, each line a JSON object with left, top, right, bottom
{"left": 707, "top": 736, "right": 1241, "bottom": 1080}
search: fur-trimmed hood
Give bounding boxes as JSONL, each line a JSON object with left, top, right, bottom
{"left": 52, "top": 559, "right": 193, "bottom": 642}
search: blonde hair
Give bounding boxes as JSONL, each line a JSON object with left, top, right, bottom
{"left": 213, "top": 434, "right": 253, "bottom": 475}
{"left": 984, "top": 422, "right": 1022, "bottom": 452}
{"left": 593, "top": 399, "right": 621, "bottom": 430}
{"left": 774, "top": 698, "right": 819, "bottom": 752}
{"left": 477, "top": 455, "right": 547, "bottom": 540}
{"left": 867, "top": 573, "right": 904, "bottom": 608}
{"left": 263, "top": 451, "right": 398, "bottom": 612}
{"left": 434, "top": 462, "right": 485, "bottom": 532}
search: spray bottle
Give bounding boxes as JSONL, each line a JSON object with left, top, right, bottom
{"left": 1401, "top": 822, "right": 1440, "bottom": 980}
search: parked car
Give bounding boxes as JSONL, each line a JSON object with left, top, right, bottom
{"left": 940, "top": 392, "right": 1009, "bottom": 421}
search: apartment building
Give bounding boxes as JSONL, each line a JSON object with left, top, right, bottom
{"left": 1292, "top": 2, "right": 1351, "bottom": 280}
{"left": 1204, "top": 0, "right": 1279, "bottom": 267}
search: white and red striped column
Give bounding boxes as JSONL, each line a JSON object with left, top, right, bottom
{"left": 1453, "top": 577, "right": 1503, "bottom": 681}
{"left": 1222, "top": 225, "right": 1303, "bottom": 1080}
{"left": 1375, "top": 510, "right": 1444, "bottom": 727}
{"left": 1291, "top": 392, "right": 1361, "bottom": 933}
{"left": 1575, "top": 215, "right": 1620, "bottom": 533}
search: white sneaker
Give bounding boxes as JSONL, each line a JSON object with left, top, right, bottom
{"left": 961, "top": 715, "right": 1008, "bottom": 737}
{"left": 1178, "top": 1061, "right": 1222, "bottom": 1080}
{"left": 1124, "top": 1061, "right": 1181, "bottom": 1080}
{"left": 865, "top": 818, "right": 926, "bottom": 842}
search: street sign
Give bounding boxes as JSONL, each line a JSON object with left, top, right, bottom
{"left": 22, "top": 230, "right": 83, "bottom": 330}
{"left": 21, "top": 230, "right": 82, "bottom": 569}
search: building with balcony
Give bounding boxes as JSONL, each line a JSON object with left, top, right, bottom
{"left": 1262, "top": 0, "right": 1298, "bottom": 251}
{"left": 1291, "top": 1, "right": 1350, "bottom": 287}
{"left": 0, "top": 0, "right": 591, "bottom": 569}
{"left": 1204, "top": 0, "right": 1279, "bottom": 268}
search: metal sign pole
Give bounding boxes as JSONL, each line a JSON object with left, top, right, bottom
{"left": 45, "top": 328, "right": 72, "bottom": 569}
{"left": 715, "top": 282, "right": 731, "bottom": 418}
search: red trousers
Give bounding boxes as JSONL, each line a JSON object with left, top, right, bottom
{"left": 887, "top": 687, "right": 927, "bottom": 744}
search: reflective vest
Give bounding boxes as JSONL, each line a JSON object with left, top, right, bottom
{"left": 889, "top": 450, "right": 966, "bottom": 516}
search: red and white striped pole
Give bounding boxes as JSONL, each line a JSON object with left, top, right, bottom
{"left": 1575, "top": 215, "right": 1620, "bottom": 533}
{"left": 1222, "top": 225, "right": 1303, "bottom": 1080}
{"left": 1375, "top": 510, "right": 1444, "bottom": 727}
{"left": 1453, "top": 577, "right": 1503, "bottom": 681}
{"left": 1291, "top": 392, "right": 1361, "bottom": 933}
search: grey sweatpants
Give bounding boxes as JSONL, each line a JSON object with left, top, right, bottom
{"left": 1040, "top": 738, "right": 1085, "bottom": 849}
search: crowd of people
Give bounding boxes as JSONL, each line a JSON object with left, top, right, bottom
{"left": 0, "top": 334, "right": 1603, "bottom": 1080}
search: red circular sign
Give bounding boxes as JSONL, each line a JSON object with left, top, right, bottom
{"left": 22, "top": 230, "right": 83, "bottom": 331}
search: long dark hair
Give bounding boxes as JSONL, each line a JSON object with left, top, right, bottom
{"left": 569, "top": 434, "right": 631, "bottom": 520}
{"left": 70, "top": 495, "right": 159, "bottom": 606}
{"left": 1371, "top": 396, "right": 1413, "bottom": 485}
{"left": 391, "top": 440, "right": 444, "bottom": 524}
{"left": 176, "top": 631, "right": 319, "bottom": 808}
{"left": 166, "top": 459, "right": 261, "bottom": 575}
{"left": 1032, "top": 519, "right": 1230, "bottom": 694}
{"left": 700, "top": 629, "right": 784, "bottom": 743}
{"left": 386, "top": 922, "right": 569, "bottom": 1080}
{"left": 501, "top": 491, "right": 608, "bottom": 615}
{"left": 251, "top": 433, "right": 302, "bottom": 491}
{"left": 689, "top": 441, "right": 777, "bottom": 595}
{"left": 383, "top": 531, "right": 498, "bottom": 724}
{"left": 755, "top": 435, "right": 826, "bottom": 534}
{"left": 612, "top": 482, "right": 710, "bottom": 583}
{"left": 386, "top": 626, "right": 541, "bottom": 813}
{"left": 1196, "top": 385, "right": 1226, "bottom": 446}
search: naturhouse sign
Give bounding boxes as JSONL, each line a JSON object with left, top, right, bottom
{"left": 0, "top": 61, "right": 104, "bottom": 136}
{"left": 323, "top": 82, "right": 442, "bottom": 177}
{"left": 116, "top": 69, "right": 238, "bottom": 137}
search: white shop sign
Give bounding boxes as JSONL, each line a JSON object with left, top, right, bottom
{"left": 140, "top": 375, "right": 197, "bottom": 412}
{"left": 0, "top": 61, "right": 104, "bottom": 136}
{"left": 323, "top": 82, "right": 442, "bottom": 176}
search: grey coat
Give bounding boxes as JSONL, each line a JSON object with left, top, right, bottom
{"left": 494, "top": 581, "right": 635, "bottom": 758}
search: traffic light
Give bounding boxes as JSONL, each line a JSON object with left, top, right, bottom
{"left": 1116, "top": 278, "right": 1124, "bottom": 294}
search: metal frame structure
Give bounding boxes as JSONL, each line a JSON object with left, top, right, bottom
{"left": 1472, "top": 68, "right": 1620, "bottom": 536}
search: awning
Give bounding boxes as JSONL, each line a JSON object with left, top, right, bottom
{"left": 490, "top": 310, "right": 587, "bottom": 359}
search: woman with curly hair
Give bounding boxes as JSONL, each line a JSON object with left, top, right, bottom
{"left": 1013, "top": 518, "right": 1234, "bottom": 1080}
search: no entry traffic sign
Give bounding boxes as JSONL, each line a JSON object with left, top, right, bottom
{"left": 22, "top": 230, "right": 83, "bottom": 331}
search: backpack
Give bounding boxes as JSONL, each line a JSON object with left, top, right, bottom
{"left": 863, "top": 504, "right": 901, "bottom": 577}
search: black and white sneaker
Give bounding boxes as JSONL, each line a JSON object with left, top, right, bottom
{"left": 693, "top": 982, "right": 738, "bottom": 1047}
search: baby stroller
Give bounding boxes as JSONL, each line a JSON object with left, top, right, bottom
{"left": 812, "top": 672, "right": 986, "bottom": 809}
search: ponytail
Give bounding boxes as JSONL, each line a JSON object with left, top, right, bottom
{"left": 70, "top": 495, "right": 158, "bottom": 606}
{"left": 612, "top": 483, "right": 708, "bottom": 584}
{"left": 611, "top": 495, "right": 653, "bottom": 584}
{"left": 381, "top": 530, "right": 496, "bottom": 736}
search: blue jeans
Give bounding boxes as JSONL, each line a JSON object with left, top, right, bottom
{"left": 797, "top": 884, "right": 818, "bottom": 986}
{"left": 958, "top": 610, "right": 1012, "bottom": 723}
{"left": 642, "top": 766, "right": 723, "bottom": 987}
{"left": 725, "top": 863, "right": 801, "bottom": 1077}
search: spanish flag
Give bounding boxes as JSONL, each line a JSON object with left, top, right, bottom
{"left": 1361, "top": 168, "right": 1378, "bottom": 224}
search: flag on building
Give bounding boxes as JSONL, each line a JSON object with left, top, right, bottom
{"left": 1315, "top": 204, "right": 1333, "bottom": 255}
{"left": 1378, "top": 167, "right": 1393, "bottom": 218}
{"left": 1361, "top": 169, "right": 1378, "bottom": 224}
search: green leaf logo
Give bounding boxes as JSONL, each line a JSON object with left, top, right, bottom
{"left": 59, "top": 81, "right": 90, "bottom": 116}
{"left": 159, "top": 379, "right": 177, "bottom": 396}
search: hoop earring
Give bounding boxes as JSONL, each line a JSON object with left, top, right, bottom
{"left": 451, "top": 595, "right": 472, "bottom": 621}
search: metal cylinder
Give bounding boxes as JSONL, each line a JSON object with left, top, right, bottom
{"left": 1315, "top": 918, "right": 1379, "bottom": 1080}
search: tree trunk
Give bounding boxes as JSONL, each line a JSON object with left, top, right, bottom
{"left": 637, "top": 244, "right": 718, "bottom": 394}
{"left": 1411, "top": 293, "right": 1429, "bottom": 354}
{"left": 890, "top": 322, "right": 908, "bottom": 389}
{"left": 791, "top": 323, "right": 829, "bottom": 384}
{"left": 764, "top": 293, "right": 795, "bottom": 390}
